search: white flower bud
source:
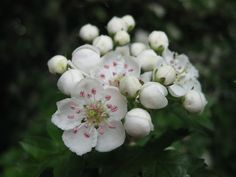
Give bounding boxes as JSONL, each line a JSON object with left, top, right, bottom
{"left": 136, "top": 49, "right": 164, "bottom": 71}
{"left": 79, "top": 24, "right": 99, "bottom": 42}
{"left": 57, "top": 69, "right": 84, "bottom": 95}
{"left": 130, "top": 42, "right": 147, "bottom": 56}
{"left": 107, "top": 17, "right": 127, "bottom": 35}
{"left": 47, "top": 55, "right": 68, "bottom": 74}
{"left": 122, "top": 15, "right": 135, "bottom": 31}
{"left": 154, "top": 65, "right": 176, "bottom": 85}
{"left": 114, "top": 31, "right": 130, "bottom": 46}
{"left": 139, "top": 82, "right": 168, "bottom": 109}
{"left": 183, "top": 90, "right": 207, "bottom": 113}
{"left": 148, "top": 31, "right": 169, "bottom": 53}
{"left": 93, "top": 35, "right": 113, "bottom": 55}
{"left": 124, "top": 108, "right": 154, "bottom": 138}
{"left": 119, "top": 76, "right": 142, "bottom": 98}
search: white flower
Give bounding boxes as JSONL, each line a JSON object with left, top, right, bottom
{"left": 79, "top": 24, "right": 99, "bottom": 42}
{"left": 114, "top": 31, "right": 130, "bottom": 46}
{"left": 72, "top": 44, "right": 100, "bottom": 73}
{"left": 163, "top": 49, "right": 189, "bottom": 74}
{"left": 183, "top": 90, "right": 207, "bottom": 113}
{"left": 136, "top": 49, "right": 164, "bottom": 71}
{"left": 122, "top": 15, "right": 135, "bottom": 31}
{"left": 57, "top": 69, "right": 84, "bottom": 95}
{"left": 93, "top": 35, "right": 113, "bottom": 55}
{"left": 139, "top": 82, "right": 168, "bottom": 109}
{"left": 168, "top": 77, "right": 202, "bottom": 97}
{"left": 130, "top": 42, "right": 147, "bottom": 57}
{"left": 92, "top": 51, "right": 140, "bottom": 87}
{"left": 148, "top": 31, "right": 169, "bottom": 53}
{"left": 124, "top": 108, "right": 153, "bottom": 138}
{"left": 154, "top": 65, "right": 176, "bottom": 85}
{"left": 52, "top": 78, "right": 127, "bottom": 155}
{"left": 47, "top": 55, "right": 68, "bottom": 74}
{"left": 119, "top": 76, "right": 142, "bottom": 98}
{"left": 107, "top": 17, "right": 127, "bottom": 35}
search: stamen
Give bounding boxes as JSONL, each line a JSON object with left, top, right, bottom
{"left": 124, "top": 64, "right": 128, "bottom": 69}
{"left": 105, "top": 95, "right": 111, "bottom": 101}
{"left": 98, "top": 126, "right": 105, "bottom": 135}
{"left": 91, "top": 88, "right": 96, "bottom": 95}
{"left": 108, "top": 123, "right": 116, "bottom": 129}
{"left": 104, "top": 64, "right": 109, "bottom": 69}
{"left": 80, "top": 91, "right": 85, "bottom": 97}
{"left": 67, "top": 114, "right": 75, "bottom": 119}
{"left": 128, "top": 68, "right": 134, "bottom": 72}
{"left": 111, "top": 106, "right": 118, "bottom": 112}
{"left": 100, "top": 74, "right": 105, "bottom": 79}
{"left": 106, "top": 104, "right": 112, "bottom": 109}
{"left": 84, "top": 132, "right": 90, "bottom": 138}
{"left": 113, "top": 62, "right": 117, "bottom": 66}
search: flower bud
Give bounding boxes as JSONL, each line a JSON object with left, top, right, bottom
{"left": 139, "top": 82, "right": 168, "bottom": 109}
{"left": 72, "top": 44, "right": 100, "bottom": 73}
{"left": 107, "top": 17, "right": 127, "bottom": 35}
{"left": 183, "top": 90, "right": 207, "bottom": 113}
{"left": 154, "top": 65, "right": 176, "bottom": 85}
{"left": 93, "top": 35, "right": 113, "bottom": 55}
{"left": 124, "top": 108, "right": 154, "bottom": 138}
{"left": 148, "top": 31, "right": 169, "bottom": 54}
{"left": 57, "top": 69, "right": 84, "bottom": 95}
{"left": 79, "top": 24, "right": 99, "bottom": 42}
{"left": 47, "top": 55, "right": 68, "bottom": 74}
{"left": 136, "top": 49, "right": 163, "bottom": 71}
{"left": 119, "top": 76, "right": 142, "bottom": 98}
{"left": 130, "top": 42, "right": 146, "bottom": 57}
{"left": 114, "top": 31, "right": 130, "bottom": 46}
{"left": 122, "top": 15, "right": 135, "bottom": 31}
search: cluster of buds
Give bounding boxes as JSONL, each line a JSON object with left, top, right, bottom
{"left": 47, "top": 15, "right": 207, "bottom": 155}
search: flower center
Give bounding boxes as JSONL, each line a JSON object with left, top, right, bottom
{"left": 85, "top": 101, "right": 108, "bottom": 126}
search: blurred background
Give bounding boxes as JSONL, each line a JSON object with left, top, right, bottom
{"left": 0, "top": 0, "right": 236, "bottom": 177}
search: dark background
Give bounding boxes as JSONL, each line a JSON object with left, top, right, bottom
{"left": 1, "top": 0, "right": 236, "bottom": 176}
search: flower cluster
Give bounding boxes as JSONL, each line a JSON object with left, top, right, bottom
{"left": 48, "top": 15, "right": 207, "bottom": 155}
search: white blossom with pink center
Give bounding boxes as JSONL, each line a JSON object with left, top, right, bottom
{"left": 92, "top": 51, "right": 140, "bottom": 87}
{"left": 51, "top": 78, "right": 127, "bottom": 155}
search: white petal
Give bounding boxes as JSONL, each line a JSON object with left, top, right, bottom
{"left": 104, "top": 87, "right": 127, "bottom": 120}
{"left": 123, "top": 55, "right": 141, "bottom": 77}
{"left": 168, "top": 84, "right": 186, "bottom": 97}
{"left": 71, "top": 78, "right": 104, "bottom": 101}
{"left": 174, "top": 54, "right": 189, "bottom": 73}
{"left": 52, "top": 98, "right": 84, "bottom": 130}
{"left": 95, "top": 121, "right": 125, "bottom": 152}
{"left": 62, "top": 125, "right": 97, "bottom": 155}
{"left": 72, "top": 45, "right": 101, "bottom": 73}
{"left": 140, "top": 71, "right": 152, "bottom": 83}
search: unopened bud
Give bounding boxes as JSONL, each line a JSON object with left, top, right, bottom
{"left": 47, "top": 55, "right": 68, "bottom": 74}
{"left": 57, "top": 69, "right": 84, "bottom": 95}
{"left": 130, "top": 42, "right": 147, "bottom": 57}
{"left": 93, "top": 35, "right": 113, "bottom": 55}
{"left": 119, "top": 76, "right": 142, "bottom": 98}
{"left": 79, "top": 24, "right": 99, "bottom": 42}
{"left": 107, "top": 17, "right": 127, "bottom": 35}
{"left": 124, "top": 108, "right": 154, "bottom": 138}
{"left": 139, "top": 82, "right": 168, "bottom": 109}
{"left": 148, "top": 31, "right": 169, "bottom": 54}
{"left": 114, "top": 31, "right": 130, "bottom": 46}
{"left": 183, "top": 90, "right": 207, "bottom": 113}
{"left": 122, "top": 15, "right": 135, "bottom": 31}
{"left": 154, "top": 65, "right": 176, "bottom": 85}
